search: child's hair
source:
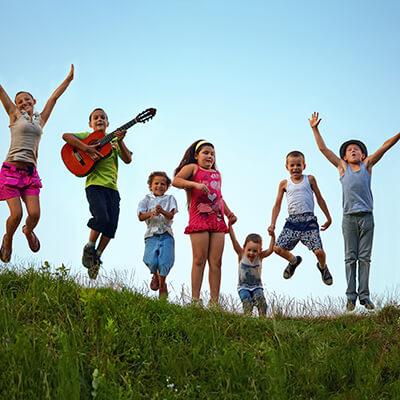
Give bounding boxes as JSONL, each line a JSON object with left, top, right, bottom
{"left": 244, "top": 233, "right": 262, "bottom": 248}
{"left": 147, "top": 171, "right": 171, "bottom": 188}
{"left": 286, "top": 150, "right": 305, "bottom": 163}
{"left": 89, "top": 108, "right": 108, "bottom": 122}
{"left": 15, "top": 91, "right": 34, "bottom": 102}
{"left": 174, "top": 139, "right": 215, "bottom": 176}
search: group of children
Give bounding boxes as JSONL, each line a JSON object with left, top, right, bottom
{"left": 1, "top": 66, "right": 400, "bottom": 315}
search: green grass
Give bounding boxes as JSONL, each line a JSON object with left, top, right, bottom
{"left": 1, "top": 263, "right": 400, "bottom": 399}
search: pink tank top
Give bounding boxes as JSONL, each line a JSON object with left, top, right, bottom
{"left": 185, "top": 165, "right": 228, "bottom": 234}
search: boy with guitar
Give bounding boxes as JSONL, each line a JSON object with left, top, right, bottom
{"left": 62, "top": 108, "right": 132, "bottom": 279}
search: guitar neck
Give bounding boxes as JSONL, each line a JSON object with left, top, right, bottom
{"left": 97, "top": 117, "right": 138, "bottom": 147}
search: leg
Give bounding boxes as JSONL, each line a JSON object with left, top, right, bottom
{"left": 357, "top": 213, "right": 374, "bottom": 302}
{"left": 275, "top": 228, "right": 302, "bottom": 278}
{"left": 252, "top": 288, "right": 267, "bottom": 317}
{"left": 143, "top": 236, "right": 159, "bottom": 275}
{"left": 89, "top": 229, "right": 101, "bottom": 246}
{"left": 208, "top": 232, "right": 225, "bottom": 303}
{"left": 273, "top": 245, "right": 294, "bottom": 261}
{"left": 238, "top": 289, "right": 253, "bottom": 316}
{"left": 313, "top": 248, "right": 326, "bottom": 266}
{"left": 190, "top": 232, "right": 210, "bottom": 300}
{"left": 97, "top": 235, "right": 111, "bottom": 254}
{"left": 3, "top": 197, "right": 23, "bottom": 254}
{"left": 158, "top": 234, "right": 174, "bottom": 298}
{"left": 342, "top": 215, "right": 359, "bottom": 302}
{"left": 21, "top": 195, "right": 40, "bottom": 233}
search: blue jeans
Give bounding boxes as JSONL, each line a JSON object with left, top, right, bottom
{"left": 143, "top": 233, "right": 175, "bottom": 277}
{"left": 342, "top": 212, "right": 374, "bottom": 301}
{"left": 238, "top": 288, "right": 267, "bottom": 316}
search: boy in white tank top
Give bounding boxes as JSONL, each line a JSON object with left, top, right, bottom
{"left": 268, "top": 151, "right": 333, "bottom": 286}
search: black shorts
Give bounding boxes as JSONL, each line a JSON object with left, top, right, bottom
{"left": 85, "top": 185, "right": 121, "bottom": 238}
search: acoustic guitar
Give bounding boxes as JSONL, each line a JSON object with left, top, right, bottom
{"left": 61, "top": 108, "right": 156, "bottom": 177}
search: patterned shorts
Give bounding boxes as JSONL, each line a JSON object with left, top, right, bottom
{"left": 275, "top": 213, "right": 323, "bottom": 251}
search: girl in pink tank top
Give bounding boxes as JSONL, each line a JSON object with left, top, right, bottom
{"left": 173, "top": 140, "right": 237, "bottom": 305}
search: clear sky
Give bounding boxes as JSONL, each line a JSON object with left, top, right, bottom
{"left": 1, "top": 0, "right": 400, "bottom": 308}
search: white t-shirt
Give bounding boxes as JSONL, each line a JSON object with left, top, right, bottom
{"left": 137, "top": 193, "right": 178, "bottom": 239}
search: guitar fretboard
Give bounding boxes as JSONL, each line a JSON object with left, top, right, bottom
{"left": 96, "top": 117, "right": 138, "bottom": 147}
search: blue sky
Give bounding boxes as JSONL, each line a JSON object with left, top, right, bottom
{"left": 1, "top": 0, "right": 400, "bottom": 307}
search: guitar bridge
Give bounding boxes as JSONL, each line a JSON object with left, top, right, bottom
{"left": 73, "top": 149, "right": 85, "bottom": 166}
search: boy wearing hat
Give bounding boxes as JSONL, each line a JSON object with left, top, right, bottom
{"left": 309, "top": 112, "right": 400, "bottom": 311}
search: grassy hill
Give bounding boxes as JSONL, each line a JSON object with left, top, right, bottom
{"left": 1, "top": 264, "right": 400, "bottom": 399}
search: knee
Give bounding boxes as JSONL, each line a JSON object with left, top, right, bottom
{"left": 9, "top": 210, "right": 23, "bottom": 224}
{"left": 27, "top": 210, "right": 40, "bottom": 222}
{"left": 314, "top": 249, "right": 325, "bottom": 258}
{"left": 273, "top": 245, "right": 283, "bottom": 256}
{"left": 193, "top": 255, "right": 207, "bottom": 269}
{"left": 208, "top": 257, "right": 222, "bottom": 270}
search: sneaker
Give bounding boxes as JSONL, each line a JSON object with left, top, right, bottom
{"left": 283, "top": 256, "right": 302, "bottom": 279}
{"left": 82, "top": 245, "right": 96, "bottom": 268}
{"left": 317, "top": 263, "right": 333, "bottom": 286}
{"left": 360, "top": 298, "right": 375, "bottom": 310}
{"left": 346, "top": 299, "right": 356, "bottom": 312}
{"left": 88, "top": 256, "right": 102, "bottom": 280}
{"left": 150, "top": 274, "right": 159, "bottom": 291}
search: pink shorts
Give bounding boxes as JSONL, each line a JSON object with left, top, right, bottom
{"left": 0, "top": 162, "right": 42, "bottom": 200}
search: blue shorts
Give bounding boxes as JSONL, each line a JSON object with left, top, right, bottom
{"left": 275, "top": 213, "right": 323, "bottom": 251}
{"left": 86, "top": 185, "right": 120, "bottom": 238}
{"left": 238, "top": 288, "right": 267, "bottom": 315}
{"left": 143, "top": 232, "right": 175, "bottom": 277}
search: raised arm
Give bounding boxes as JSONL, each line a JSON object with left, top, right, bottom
{"left": 40, "top": 64, "right": 74, "bottom": 127}
{"left": 309, "top": 112, "right": 344, "bottom": 171}
{"left": 308, "top": 175, "right": 332, "bottom": 231}
{"left": 365, "top": 131, "right": 400, "bottom": 170}
{"left": 228, "top": 225, "right": 244, "bottom": 258}
{"left": 0, "top": 84, "right": 17, "bottom": 120}
{"left": 268, "top": 180, "right": 286, "bottom": 236}
{"left": 260, "top": 232, "right": 275, "bottom": 259}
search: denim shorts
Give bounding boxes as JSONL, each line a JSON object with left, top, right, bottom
{"left": 143, "top": 232, "right": 175, "bottom": 276}
{"left": 0, "top": 162, "right": 42, "bottom": 200}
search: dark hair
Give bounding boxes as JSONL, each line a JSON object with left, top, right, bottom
{"left": 89, "top": 108, "right": 108, "bottom": 122}
{"left": 174, "top": 139, "right": 215, "bottom": 176}
{"left": 147, "top": 171, "right": 171, "bottom": 188}
{"left": 15, "top": 91, "right": 34, "bottom": 102}
{"left": 286, "top": 150, "right": 305, "bottom": 163}
{"left": 244, "top": 233, "right": 262, "bottom": 247}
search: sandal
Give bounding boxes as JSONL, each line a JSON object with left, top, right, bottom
{"left": 0, "top": 235, "right": 12, "bottom": 263}
{"left": 22, "top": 225, "right": 40, "bottom": 253}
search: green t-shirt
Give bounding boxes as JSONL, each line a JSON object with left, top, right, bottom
{"left": 74, "top": 132, "right": 122, "bottom": 191}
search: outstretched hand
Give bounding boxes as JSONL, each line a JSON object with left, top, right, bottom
{"left": 308, "top": 112, "right": 321, "bottom": 129}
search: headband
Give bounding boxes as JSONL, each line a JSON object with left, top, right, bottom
{"left": 195, "top": 140, "right": 211, "bottom": 153}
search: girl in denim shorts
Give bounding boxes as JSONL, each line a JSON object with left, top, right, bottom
{"left": 0, "top": 65, "right": 74, "bottom": 262}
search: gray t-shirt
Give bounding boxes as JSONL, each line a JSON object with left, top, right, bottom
{"left": 5, "top": 111, "right": 42, "bottom": 166}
